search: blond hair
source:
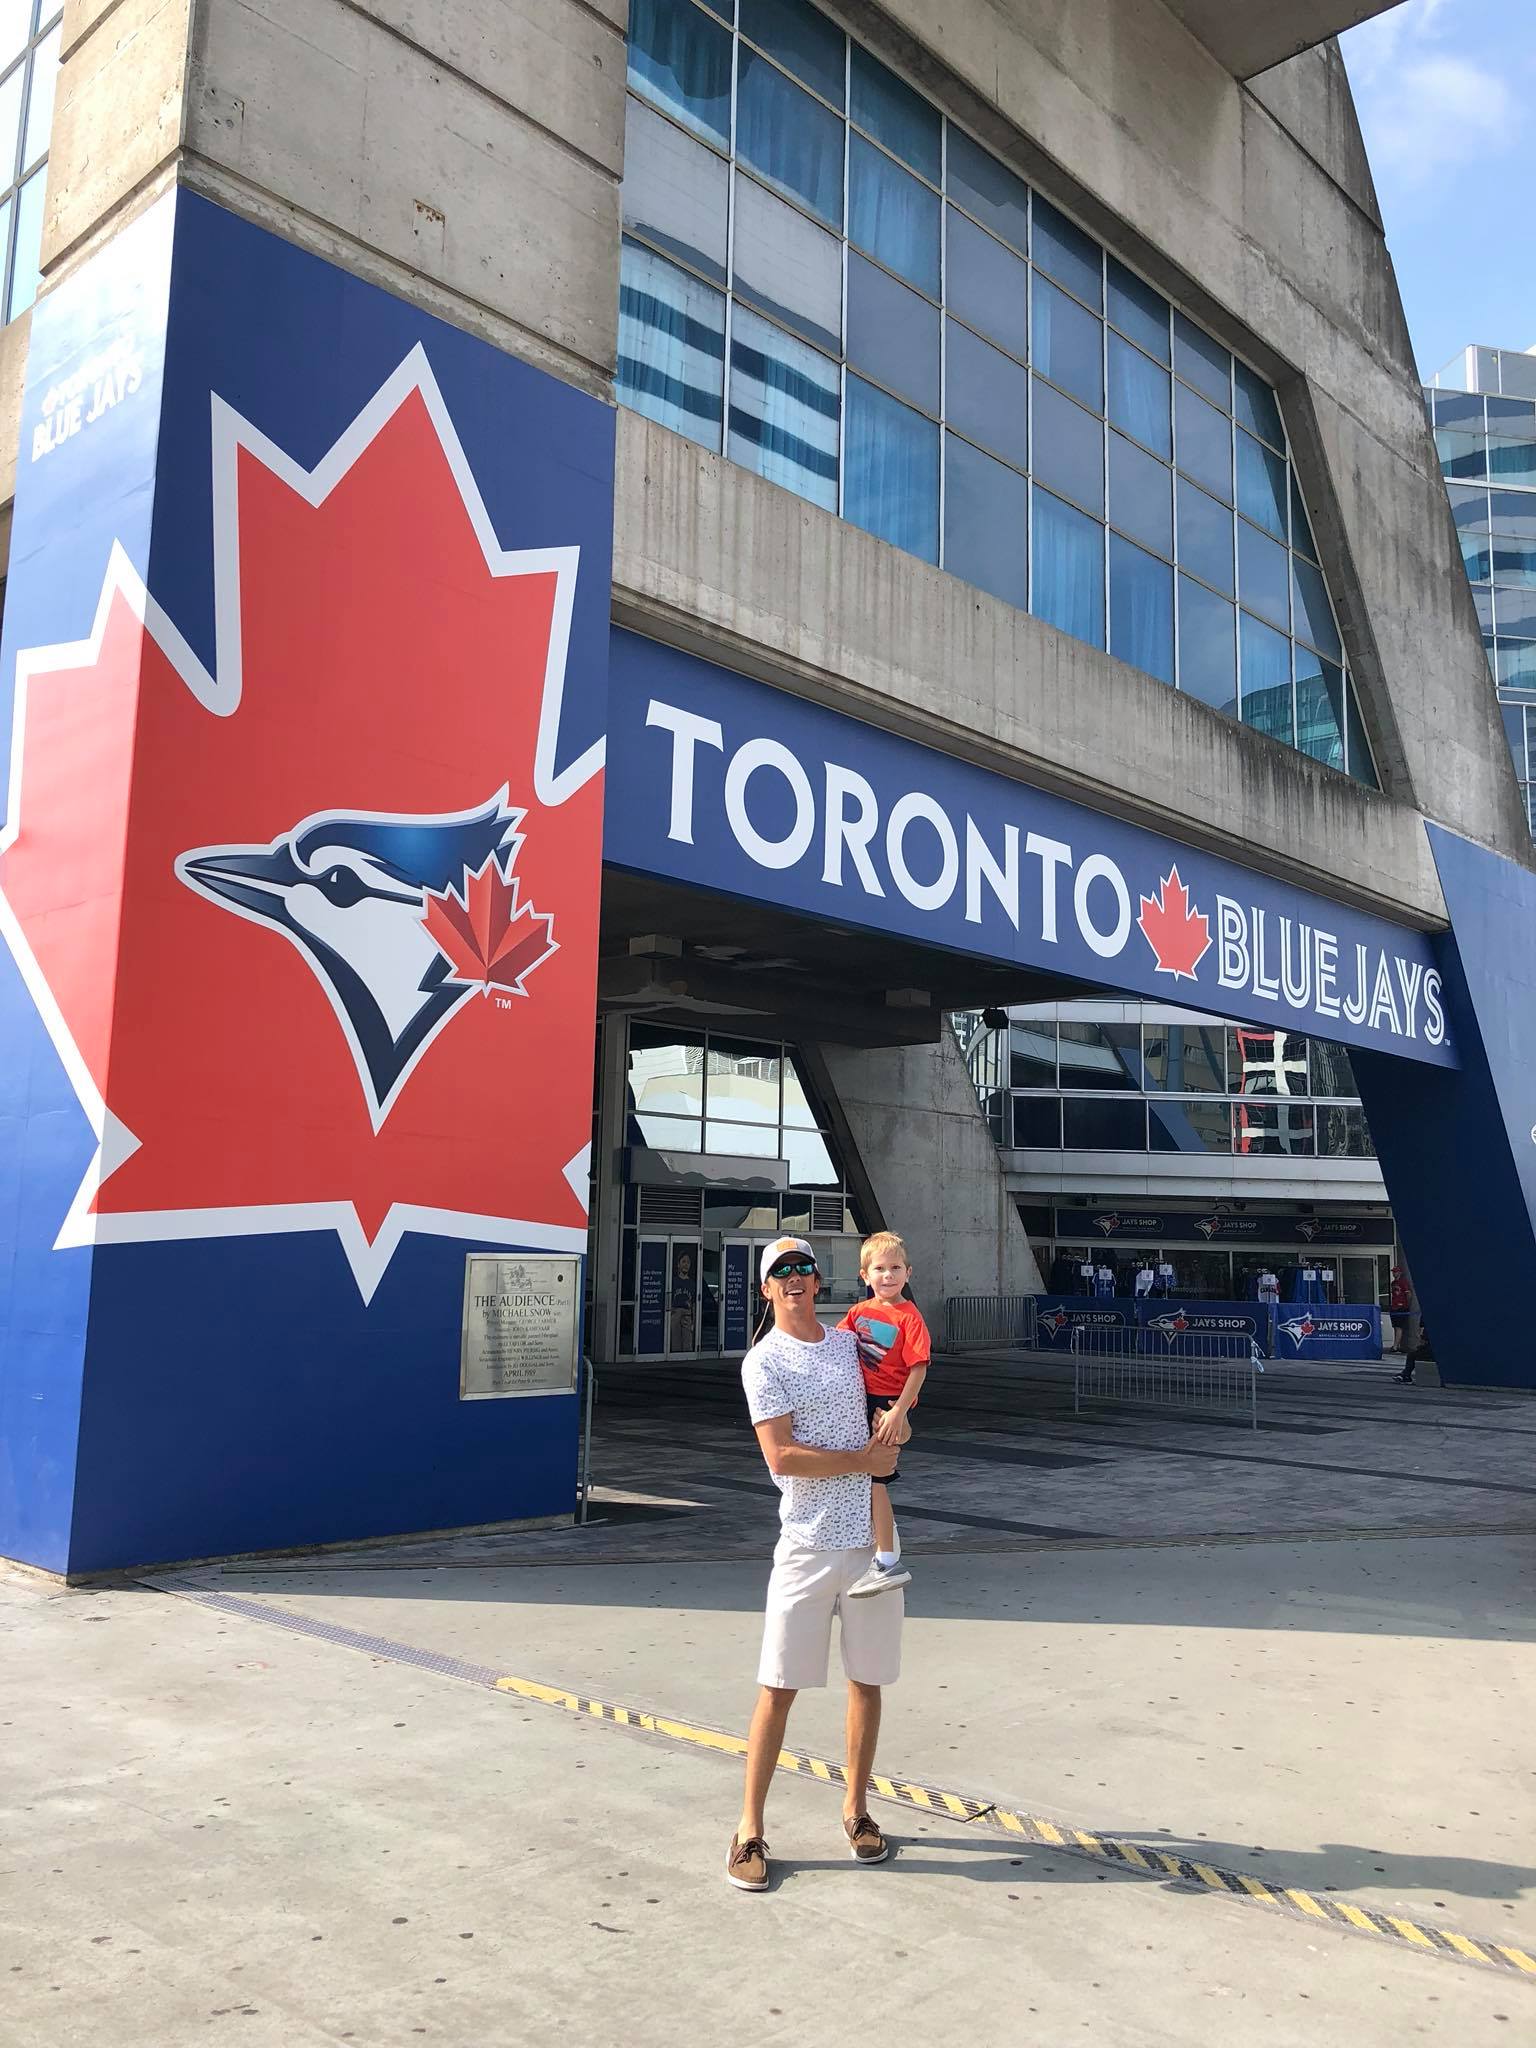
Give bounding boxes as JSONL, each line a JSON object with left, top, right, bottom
{"left": 859, "top": 1230, "right": 911, "bottom": 1274}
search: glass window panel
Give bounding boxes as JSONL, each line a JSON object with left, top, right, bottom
{"left": 1447, "top": 482, "right": 1490, "bottom": 532}
{"left": 617, "top": 238, "right": 725, "bottom": 448}
{"left": 0, "top": 3, "right": 31, "bottom": 71}
{"left": 1031, "top": 376, "right": 1103, "bottom": 515}
{"left": 21, "top": 18, "right": 55, "bottom": 168}
{"left": 1175, "top": 381, "right": 1231, "bottom": 500}
{"left": 628, "top": 1024, "right": 705, "bottom": 1111}
{"left": 1032, "top": 194, "right": 1101, "bottom": 309}
{"left": 696, "top": 0, "right": 732, "bottom": 17}
{"left": 1234, "top": 1102, "right": 1315, "bottom": 1157}
{"left": 739, "top": 0, "right": 845, "bottom": 106}
{"left": 1239, "top": 611, "right": 1293, "bottom": 745}
{"left": 1177, "top": 575, "right": 1236, "bottom": 715}
{"left": 785, "top": 1126, "right": 839, "bottom": 1184}
{"left": 1486, "top": 437, "right": 1536, "bottom": 489}
{"left": 850, "top": 44, "right": 939, "bottom": 179}
{"left": 623, "top": 98, "right": 729, "bottom": 281}
{"left": 1107, "top": 334, "right": 1170, "bottom": 458}
{"left": 1011, "top": 1094, "right": 1061, "bottom": 1148}
{"left": 1435, "top": 428, "right": 1486, "bottom": 481}
{"left": 1174, "top": 311, "right": 1231, "bottom": 407}
{"left": 633, "top": 1111, "right": 704, "bottom": 1151}
{"left": 1501, "top": 704, "right": 1527, "bottom": 778}
{"left": 1290, "top": 477, "right": 1319, "bottom": 561}
{"left": 1496, "top": 640, "right": 1536, "bottom": 689}
{"left": 1238, "top": 519, "right": 1289, "bottom": 629}
{"left": 944, "top": 434, "right": 1028, "bottom": 608}
{"left": 945, "top": 128, "right": 1029, "bottom": 254}
{"left": 846, "top": 256, "right": 938, "bottom": 414}
{"left": 1487, "top": 394, "right": 1536, "bottom": 428}
{"left": 1234, "top": 361, "right": 1284, "bottom": 448}
{"left": 1237, "top": 429, "right": 1287, "bottom": 538}
{"left": 845, "top": 374, "right": 939, "bottom": 561}
{"left": 782, "top": 1054, "right": 820, "bottom": 1128}
{"left": 1496, "top": 588, "right": 1536, "bottom": 641}
{"left": 1033, "top": 273, "right": 1103, "bottom": 412}
{"left": 1176, "top": 478, "right": 1233, "bottom": 594}
{"left": 1108, "top": 432, "right": 1172, "bottom": 556}
{"left": 705, "top": 1120, "right": 779, "bottom": 1157}
{"left": 1491, "top": 491, "right": 1536, "bottom": 540}
{"left": 1009, "top": 1019, "right": 1057, "bottom": 1088}
{"left": 1310, "top": 1039, "right": 1357, "bottom": 1097}
{"left": 1317, "top": 1105, "right": 1374, "bottom": 1158}
{"left": 1473, "top": 587, "right": 1496, "bottom": 636}
{"left": 728, "top": 306, "right": 839, "bottom": 510}
{"left": 1295, "top": 650, "right": 1346, "bottom": 771}
{"left": 1432, "top": 389, "right": 1483, "bottom": 428}
{"left": 945, "top": 319, "right": 1027, "bottom": 469}
{"left": 1460, "top": 531, "right": 1494, "bottom": 582}
{"left": 1032, "top": 485, "right": 1104, "bottom": 647}
{"left": 1059, "top": 1020, "right": 1142, "bottom": 1088}
{"left": 732, "top": 170, "right": 842, "bottom": 353}
{"left": 946, "top": 207, "right": 1027, "bottom": 359}
{"left": 849, "top": 134, "right": 940, "bottom": 296}
{"left": 1227, "top": 1025, "right": 1308, "bottom": 1095}
{"left": 1143, "top": 1022, "right": 1225, "bottom": 1092}
{"left": 1109, "top": 533, "right": 1173, "bottom": 684}
{"left": 0, "top": 60, "right": 21, "bottom": 186}
{"left": 1148, "top": 1099, "right": 1233, "bottom": 1153}
{"left": 1291, "top": 552, "right": 1342, "bottom": 659}
{"left": 627, "top": 0, "right": 733, "bottom": 146}
{"left": 1490, "top": 537, "right": 1536, "bottom": 587}
{"left": 737, "top": 48, "right": 843, "bottom": 225}
{"left": 8, "top": 160, "right": 42, "bottom": 317}
{"left": 1105, "top": 257, "right": 1169, "bottom": 363}
{"left": 1063, "top": 1097, "right": 1146, "bottom": 1149}
{"left": 1344, "top": 677, "right": 1377, "bottom": 789}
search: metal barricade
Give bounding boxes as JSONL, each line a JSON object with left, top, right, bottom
{"left": 1071, "top": 1327, "right": 1263, "bottom": 1429}
{"left": 942, "top": 1294, "right": 1038, "bottom": 1350}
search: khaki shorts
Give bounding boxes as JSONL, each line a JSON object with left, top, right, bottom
{"left": 757, "top": 1539, "right": 904, "bottom": 1690}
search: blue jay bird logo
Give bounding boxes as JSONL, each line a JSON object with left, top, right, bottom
{"left": 176, "top": 790, "right": 546, "bottom": 1129}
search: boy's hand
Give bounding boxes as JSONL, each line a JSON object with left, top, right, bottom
{"left": 872, "top": 1405, "right": 910, "bottom": 1446}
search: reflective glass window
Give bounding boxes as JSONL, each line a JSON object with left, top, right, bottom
{"left": 1234, "top": 361, "right": 1284, "bottom": 448}
{"left": 1234, "top": 1103, "right": 1315, "bottom": 1157}
{"left": 1033, "top": 274, "right": 1103, "bottom": 412}
{"left": 732, "top": 170, "right": 842, "bottom": 352}
{"left": 1105, "top": 257, "right": 1169, "bottom": 362}
{"left": 1176, "top": 477, "right": 1233, "bottom": 594}
{"left": 1486, "top": 437, "right": 1536, "bottom": 488}
{"left": 1174, "top": 311, "right": 1231, "bottom": 407}
{"left": 946, "top": 207, "right": 1027, "bottom": 358}
{"left": 1012, "top": 1095, "right": 1061, "bottom": 1148}
{"left": 1059, "top": 1020, "right": 1142, "bottom": 1088}
{"left": 1240, "top": 612, "right": 1293, "bottom": 745}
{"left": 1310, "top": 1039, "right": 1357, "bottom": 1098}
{"left": 1148, "top": 1100, "right": 1232, "bottom": 1153}
{"left": 617, "top": 238, "right": 725, "bottom": 448}
{"left": 846, "top": 251, "right": 940, "bottom": 413}
{"left": 946, "top": 128, "right": 1029, "bottom": 253}
{"left": 1502, "top": 704, "right": 1527, "bottom": 779}
{"left": 633, "top": 1111, "right": 704, "bottom": 1150}
{"left": 1295, "top": 652, "right": 1346, "bottom": 771}
{"left": 0, "top": 3, "right": 30, "bottom": 70}
{"left": 1032, "top": 195, "right": 1101, "bottom": 309}
{"left": 623, "top": 98, "right": 729, "bottom": 281}
{"left": 1032, "top": 485, "right": 1104, "bottom": 646}
{"left": 1432, "top": 389, "right": 1483, "bottom": 428}
{"left": 1177, "top": 575, "right": 1236, "bottom": 715}
{"left": 1064, "top": 1097, "right": 1146, "bottom": 1149}
{"left": 737, "top": 48, "right": 844, "bottom": 224}
{"left": 1107, "top": 334, "right": 1171, "bottom": 458}
{"left": 1109, "top": 535, "right": 1173, "bottom": 684}
{"left": 1290, "top": 477, "right": 1319, "bottom": 561}
{"left": 21, "top": 18, "right": 54, "bottom": 168}
{"left": 1009, "top": 1019, "right": 1057, "bottom": 1087}
{"left": 1490, "top": 537, "right": 1536, "bottom": 586}
{"left": 728, "top": 307, "right": 839, "bottom": 510}
{"left": 845, "top": 374, "right": 939, "bottom": 560}
{"left": 849, "top": 133, "right": 940, "bottom": 295}
{"left": 1032, "top": 377, "right": 1103, "bottom": 515}
{"left": 1238, "top": 519, "right": 1289, "bottom": 629}
{"left": 1291, "top": 552, "right": 1342, "bottom": 659}
{"left": 1317, "top": 1105, "right": 1374, "bottom": 1158}
{"left": 6, "top": 165, "right": 41, "bottom": 322}
{"left": 0, "top": 63, "right": 20, "bottom": 181}
{"left": 1491, "top": 491, "right": 1536, "bottom": 539}
{"left": 1228, "top": 1026, "right": 1307, "bottom": 1095}
{"left": 1496, "top": 640, "right": 1536, "bottom": 689}
{"left": 739, "top": 0, "right": 845, "bottom": 105}
{"left": 1108, "top": 432, "right": 1172, "bottom": 556}
{"left": 782, "top": 1055, "right": 821, "bottom": 1127}
{"left": 1143, "top": 1022, "right": 1225, "bottom": 1092}
{"left": 1344, "top": 678, "right": 1377, "bottom": 788}
{"left": 1496, "top": 588, "right": 1536, "bottom": 641}
{"left": 628, "top": 0, "right": 733, "bottom": 145}
{"left": 705, "top": 1036, "right": 782, "bottom": 1122}
{"left": 944, "top": 434, "right": 1028, "bottom": 609}
{"left": 946, "top": 320, "right": 1027, "bottom": 470}
{"left": 1175, "top": 381, "right": 1231, "bottom": 500}
{"left": 785, "top": 1126, "right": 839, "bottom": 1183}
{"left": 1237, "top": 429, "right": 1287, "bottom": 538}
{"left": 850, "top": 44, "right": 939, "bottom": 178}
{"left": 1435, "top": 429, "right": 1486, "bottom": 480}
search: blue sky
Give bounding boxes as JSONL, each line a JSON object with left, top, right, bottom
{"left": 1340, "top": 0, "right": 1535, "bottom": 380}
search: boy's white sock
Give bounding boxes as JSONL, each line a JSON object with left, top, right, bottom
{"left": 875, "top": 1549, "right": 899, "bottom": 1569}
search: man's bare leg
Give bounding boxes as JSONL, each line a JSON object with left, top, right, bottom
{"left": 737, "top": 1685, "right": 796, "bottom": 1840}
{"left": 843, "top": 1679, "right": 881, "bottom": 1823}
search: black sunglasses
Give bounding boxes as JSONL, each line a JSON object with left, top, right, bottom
{"left": 768, "top": 1259, "right": 818, "bottom": 1279}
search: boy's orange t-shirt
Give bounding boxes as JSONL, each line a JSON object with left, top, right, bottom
{"left": 838, "top": 1297, "right": 932, "bottom": 1400}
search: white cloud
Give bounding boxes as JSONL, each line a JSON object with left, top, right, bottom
{"left": 1343, "top": 1, "right": 1514, "bottom": 186}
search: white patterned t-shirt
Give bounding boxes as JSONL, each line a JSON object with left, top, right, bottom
{"left": 741, "top": 1325, "right": 872, "bottom": 1552}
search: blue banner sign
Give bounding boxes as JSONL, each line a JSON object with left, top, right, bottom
{"left": 605, "top": 633, "right": 1453, "bottom": 1067}
{"left": 636, "top": 1240, "right": 668, "bottom": 1357}
{"left": 1140, "top": 1302, "right": 1274, "bottom": 1348}
{"left": 1272, "top": 1305, "right": 1381, "bottom": 1360}
{"left": 1053, "top": 1208, "right": 1391, "bottom": 1247}
{"left": 1033, "top": 1299, "right": 1138, "bottom": 1348}
{"left": 723, "top": 1241, "right": 752, "bottom": 1352}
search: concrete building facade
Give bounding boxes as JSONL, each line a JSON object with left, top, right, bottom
{"left": 3, "top": 0, "right": 1534, "bottom": 1573}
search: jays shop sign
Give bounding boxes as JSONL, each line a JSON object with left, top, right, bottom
{"left": 605, "top": 634, "right": 1452, "bottom": 1066}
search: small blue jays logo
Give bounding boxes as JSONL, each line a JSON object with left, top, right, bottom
{"left": 1039, "top": 1305, "right": 1074, "bottom": 1337}
{"left": 1147, "top": 1310, "right": 1189, "bottom": 1343}
{"left": 1277, "top": 1313, "right": 1317, "bottom": 1348}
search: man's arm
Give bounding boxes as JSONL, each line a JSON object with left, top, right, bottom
{"left": 753, "top": 1412, "right": 897, "bottom": 1479}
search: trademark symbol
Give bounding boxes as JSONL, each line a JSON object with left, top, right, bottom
{"left": 494, "top": 995, "right": 513, "bottom": 1011}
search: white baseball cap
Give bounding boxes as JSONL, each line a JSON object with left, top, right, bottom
{"left": 760, "top": 1236, "right": 818, "bottom": 1285}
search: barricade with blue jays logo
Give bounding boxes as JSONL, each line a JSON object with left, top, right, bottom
{"left": 1032, "top": 1299, "right": 1382, "bottom": 1360}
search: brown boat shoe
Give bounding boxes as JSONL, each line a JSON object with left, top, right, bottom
{"left": 726, "top": 1833, "right": 770, "bottom": 1891}
{"left": 843, "top": 1812, "right": 891, "bottom": 1863}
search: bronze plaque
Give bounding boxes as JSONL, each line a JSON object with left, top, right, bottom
{"left": 460, "top": 1255, "right": 579, "bottom": 1400}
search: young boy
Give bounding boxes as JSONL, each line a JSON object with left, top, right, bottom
{"left": 839, "top": 1232, "right": 930, "bottom": 1599}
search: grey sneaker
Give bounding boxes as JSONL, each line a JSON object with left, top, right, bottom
{"left": 846, "top": 1557, "right": 911, "bottom": 1599}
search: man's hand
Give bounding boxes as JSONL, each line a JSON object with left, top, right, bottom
{"left": 864, "top": 1435, "right": 899, "bottom": 1477}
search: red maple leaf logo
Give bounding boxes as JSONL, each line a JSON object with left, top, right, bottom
{"left": 1137, "top": 865, "right": 1212, "bottom": 981}
{"left": 424, "top": 853, "right": 557, "bottom": 997}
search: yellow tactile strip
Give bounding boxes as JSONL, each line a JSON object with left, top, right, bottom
{"left": 154, "top": 1578, "right": 1536, "bottom": 1980}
